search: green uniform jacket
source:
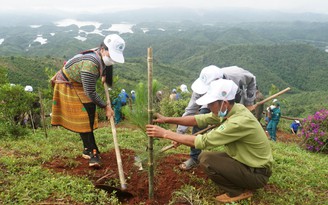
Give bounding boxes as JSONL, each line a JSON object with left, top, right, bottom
{"left": 194, "top": 103, "right": 273, "bottom": 169}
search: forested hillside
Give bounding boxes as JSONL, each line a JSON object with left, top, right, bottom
{"left": 1, "top": 19, "right": 328, "bottom": 118}
{"left": 2, "top": 43, "right": 328, "bottom": 94}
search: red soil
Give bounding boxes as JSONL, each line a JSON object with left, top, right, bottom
{"left": 43, "top": 124, "right": 299, "bottom": 204}
{"left": 43, "top": 149, "right": 206, "bottom": 204}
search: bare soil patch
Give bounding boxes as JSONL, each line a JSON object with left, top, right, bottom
{"left": 43, "top": 124, "right": 300, "bottom": 204}
{"left": 43, "top": 149, "right": 207, "bottom": 204}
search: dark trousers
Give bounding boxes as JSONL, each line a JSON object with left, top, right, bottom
{"left": 190, "top": 108, "right": 211, "bottom": 161}
{"left": 79, "top": 103, "right": 99, "bottom": 153}
{"left": 199, "top": 151, "right": 271, "bottom": 196}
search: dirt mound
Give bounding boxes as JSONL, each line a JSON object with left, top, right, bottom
{"left": 43, "top": 149, "right": 207, "bottom": 204}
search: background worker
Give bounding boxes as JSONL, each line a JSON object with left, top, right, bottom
{"left": 112, "top": 94, "right": 122, "bottom": 125}
{"left": 119, "top": 89, "right": 129, "bottom": 106}
{"left": 169, "top": 88, "right": 181, "bottom": 101}
{"left": 180, "top": 84, "right": 189, "bottom": 93}
{"left": 266, "top": 99, "right": 281, "bottom": 141}
{"left": 290, "top": 120, "right": 301, "bottom": 134}
{"left": 146, "top": 79, "right": 273, "bottom": 203}
{"left": 51, "top": 34, "right": 125, "bottom": 168}
{"left": 131, "top": 90, "right": 136, "bottom": 103}
{"left": 176, "top": 65, "right": 257, "bottom": 171}
{"left": 254, "top": 86, "right": 265, "bottom": 124}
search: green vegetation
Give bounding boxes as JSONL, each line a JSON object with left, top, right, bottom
{"left": 0, "top": 19, "right": 328, "bottom": 204}
{"left": 0, "top": 125, "right": 327, "bottom": 204}
{"left": 2, "top": 42, "right": 328, "bottom": 118}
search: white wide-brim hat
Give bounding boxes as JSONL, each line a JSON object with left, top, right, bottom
{"left": 191, "top": 65, "right": 223, "bottom": 95}
{"left": 103, "top": 34, "right": 125, "bottom": 63}
{"left": 196, "top": 79, "right": 238, "bottom": 105}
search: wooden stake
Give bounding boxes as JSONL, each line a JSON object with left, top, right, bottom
{"left": 147, "top": 47, "right": 154, "bottom": 199}
{"left": 103, "top": 83, "right": 127, "bottom": 190}
{"left": 39, "top": 90, "right": 48, "bottom": 138}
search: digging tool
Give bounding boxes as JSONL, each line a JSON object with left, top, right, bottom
{"left": 281, "top": 115, "right": 303, "bottom": 121}
{"left": 160, "top": 124, "right": 216, "bottom": 152}
{"left": 94, "top": 83, "right": 133, "bottom": 199}
{"left": 252, "top": 87, "right": 291, "bottom": 110}
{"left": 160, "top": 87, "right": 291, "bottom": 153}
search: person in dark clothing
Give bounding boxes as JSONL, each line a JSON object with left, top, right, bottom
{"left": 266, "top": 99, "right": 281, "bottom": 141}
{"left": 254, "top": 86, "right": 264, "bottom": 123}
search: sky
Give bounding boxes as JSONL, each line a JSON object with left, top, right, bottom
{"left": 2, "top": 0, "right": 328, "bottom": 14}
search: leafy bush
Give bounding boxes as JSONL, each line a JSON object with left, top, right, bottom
{"left": 299, "top": 109, "right": 328, "bottom": 153}
{"left": 159, "top": 92, "right": 190, "bottom": 117}
{"left": 0, "top": 83, "right": 35, "bottom": 136}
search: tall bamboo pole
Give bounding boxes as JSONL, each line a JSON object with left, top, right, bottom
{"left": 39, "top": 90, "right": 48, "bottom": 138}
{"left": 147, "top": 47, "right": 154, "bottom": 199}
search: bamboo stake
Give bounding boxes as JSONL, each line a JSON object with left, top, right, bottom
{"left": 147, "top": 47, "right": 154, "bottom": 199}
{"left": 104, "top": 83, "right": 127, "bottom": 190}
{"left": 29, "top": 110, "right": 36, "bottom": 134}
{"left": 39, "top": 90, "right": 48, "bottom": 138}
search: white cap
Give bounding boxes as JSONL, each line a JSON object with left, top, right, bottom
{"left": 172, "top": 88, "right": 177, "bottom": 93}
{"left": 103, "top": 34, "right": 125, "bottom": 63}
{"left": 191, "top": 65, "right": 223, "bottom": 94}
{"left": 295, "top": 120, "right": 300, "bottom": 123}
{"left": 196, "top": 79, "right": 238, "bottom": 105}
{"left": 131, "top": 90, "right": 135, "bottom": 94}
{"left": 24, "top": 85, "right": 33, "bottom": 92}
{"left": 121, "top": 89, "right": 125, "bottom": 93}
{"left": 273, "top": 99, "right": 278, "bottom": 103}
{"left": 180, "top": 84, "right": 189, "bottom": 93}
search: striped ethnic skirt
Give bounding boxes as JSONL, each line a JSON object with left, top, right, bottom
{"left": 51, "top": 80, "right": 98, "bottom": 133}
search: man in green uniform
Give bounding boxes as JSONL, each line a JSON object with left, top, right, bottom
{"left": 146, "top": 79, "right": 273, "bottom": 203}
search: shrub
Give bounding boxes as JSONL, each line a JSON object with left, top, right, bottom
{"left": 0, "top": 84, "right": 35, "bottom": 136}
{"left": 299, "top": 109, "right": 328, "bottom": 153}
{"left": 159, "top": 92, "right": 190, "bottom": 118}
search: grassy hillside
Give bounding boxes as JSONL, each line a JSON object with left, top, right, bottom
{"left": 1, "top": 42, "right": 328, "bottom": 118}
{"left": 0, "top": 56, "right": 63, "bottom": 89}
{"left": 0, "top": 125, "right": 327, "bottom": 204}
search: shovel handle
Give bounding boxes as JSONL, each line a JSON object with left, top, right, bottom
{"left": 160, "top": 124, "right": 217, "bottom": 153}
{"left": 104, "top": 83, "right": 127, "bottom": 190}
{"left": 254, "top": 87, "right": 291, "bottom": 109}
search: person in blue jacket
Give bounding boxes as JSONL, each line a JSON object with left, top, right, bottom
{"left": 119, "top": 89, "right": 129, "bottom": 106}
{"left": 131, "top": 90, "right": 136, "bottom": 103}
{"left": 290, "top": 120, "right": 301, "bottom": 134}
{"left": 266, "top": 99, "right": 281, "bottom": 141}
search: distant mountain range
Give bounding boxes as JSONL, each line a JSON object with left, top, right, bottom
{"left": 1, "top": 7, "right": 328, "bottom": 27}
{"left": 1, "top": 7, "right": 328, "bottom": 58}
{"left": 1, "top": 8, "right": 328, "bottom": 117}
